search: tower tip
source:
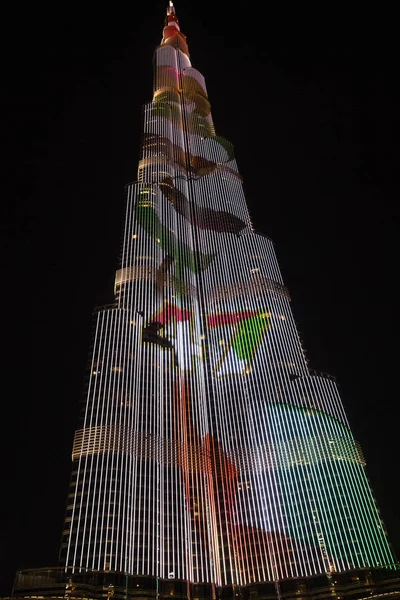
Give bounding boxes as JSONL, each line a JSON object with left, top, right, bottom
{"left": 163, "top": 0, "right": 188, "bottom": 56}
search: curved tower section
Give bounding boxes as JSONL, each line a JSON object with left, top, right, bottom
{"left": 59, "top": 1, "right": 395, "bottom": 590}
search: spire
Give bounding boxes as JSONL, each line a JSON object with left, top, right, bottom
{"left": 161, "top": 2, "right": 189, "bottom": 56}
{"left": 164, "top": 1, "right": 180, "bottom": 33}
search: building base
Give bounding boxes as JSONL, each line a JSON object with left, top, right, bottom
{"left": 5, "top": 566, "right": 400, "bottom": 600}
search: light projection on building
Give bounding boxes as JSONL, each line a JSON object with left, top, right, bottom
{"left": 208, "top": 310, "right": 270, "bottom": 376}
{"left": 61, "top": 0, "right": 396, "bottom": 588}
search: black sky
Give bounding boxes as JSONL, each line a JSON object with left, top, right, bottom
{"left": 1, "top": 2, "right": 398, "bottom": 595}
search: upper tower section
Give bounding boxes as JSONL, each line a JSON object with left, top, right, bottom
{"left": 161, "top": 1, "right": 189, "bottom": 57}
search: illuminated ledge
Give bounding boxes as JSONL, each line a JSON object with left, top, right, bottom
{"left": 233, "top": 433, "right": 365, "bottom": 471}
{"left": 10, "top": 566, "right": 400, "bottom": 600}
{"left": 114, "top": 265, "right": 196, "bottom": 296}
{"left": 93, "top": 303, "right": 120, "bottom": 313}
{"left": 115, "top": 265, "right": 158, "bottom": 289}
{"left": 138, "top": 157, "right": 243, "bottom": 183}
{"left": 72, "top": 426, "right": 365, "bottom": 468}
{"left": 210, "top": 277, "right": 291, "bottom": 304}
{"left": 72, "top": 426, "right": 206, "bottom": 470}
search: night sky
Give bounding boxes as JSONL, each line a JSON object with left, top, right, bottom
{"left": 1, "top": 2, "right": 398, "bottom": 595}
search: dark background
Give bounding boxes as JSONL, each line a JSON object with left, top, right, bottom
{"left": 1, "top": 2, "right": 398, "bottom": 595}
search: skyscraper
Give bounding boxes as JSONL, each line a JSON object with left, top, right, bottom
{"left": 10, "top": 3, "right": 398, "bottom": 600}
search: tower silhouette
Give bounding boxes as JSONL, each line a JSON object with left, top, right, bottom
{"left": 9, "top": 4, "right": 398, "bottom": 600}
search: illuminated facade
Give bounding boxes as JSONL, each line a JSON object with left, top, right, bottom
{"left": 57, "top": 1, "right": 395, "bottom": 590}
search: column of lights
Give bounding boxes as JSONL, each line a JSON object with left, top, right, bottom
{"left": 174, "top": 44, "right": 219, "bottom": 581}
{"left": 310, "top": 381, "right": 389, "bottom": 566}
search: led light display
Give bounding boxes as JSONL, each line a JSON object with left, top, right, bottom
{"left": 60, "top": 1, "right": 395, "bottom": 589}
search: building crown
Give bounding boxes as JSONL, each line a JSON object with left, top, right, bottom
{"left": 162, "top": 1, "right": 189, "bottom": 56}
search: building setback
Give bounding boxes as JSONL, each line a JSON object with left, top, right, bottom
{"left": 9, "top": 4, "right": 399, "bottom": 600}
